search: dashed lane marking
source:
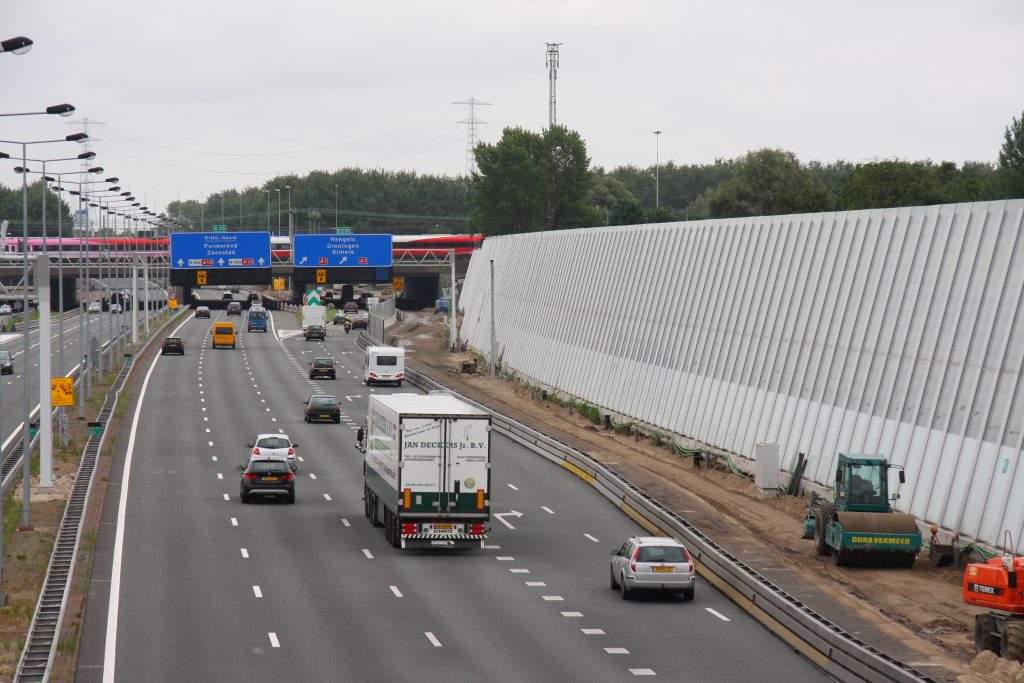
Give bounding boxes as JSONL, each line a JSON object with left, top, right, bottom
{"left": 222, "top": 494, "right": 229, "bottom": 501}
{"left": 212, "top": 456, "right": 218, "bottom": 462}
{"left": 230, "top": 517, "right": 238, "bottom": 526}
{"left": 581, "top": 628, "right": 604, "bottom": 635}
{"left": 605, "top": 647, "right": 629, "bottom": 654}
{"left": 253, "top": 586, "right": 263, "bottom": 598}
{"left": 525, "top": 581, "right": 546, "bottom": 587}
{"left": 542, "top": 595, "right": 564, "bottom": 601}
{"left": 425, "top": 632, "right": 442, "bottom": 648}
{"left": 542, "top": 506, "right": 555, "bottom": 514}
{"left": 390, "top": 585, "right": 403, "bottom": 598}
{"left": 706, "top": 608, "right": 730, "bottom": 622}
{"left": 510, "top": 568, "right": 530, "bottom": 574}
{"left": 217, "top": 473, "right": 223, "bottom": 480}
{"left": 240, "top": 548, "right": 249, "bottom": 558}
{"left": 323, "top": 494, "right": 332, "bottom": 501}
{"left": 584, "top": 533, "right": 600, "bottom": 543}
{"left": 268, "top": 633, "right": 280, "bottom": 648}
{"left": 561, "top": 612, "right": 583, "bottom": 618}
{"left": 309, "top": 473, "right": 317, "bottom": 480}
{"left": 496, "top": 556, "right": 514, "bottom": 561}
{"left": 629, "top": 669, "right": 656, "bottom": 676}
{"left": 362, "top": 549, "right": 374, "bottom": 559}
{"left": 507, "top": 483, "right": 519, "bottom": 490}
{"left": 341, "top": 518, "right": 350, "bottom": 527}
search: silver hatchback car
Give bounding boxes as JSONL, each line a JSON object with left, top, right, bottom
{"left": 610, "top": 536, "right": 696, "bottom": 600}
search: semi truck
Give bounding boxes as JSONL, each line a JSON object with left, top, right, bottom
{"left": 356, "top": 393, "right": 491, "bottom": 549}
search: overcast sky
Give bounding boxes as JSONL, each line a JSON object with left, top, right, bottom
{"left": 2, "top": 1, "right": 1022, "bottom": 214}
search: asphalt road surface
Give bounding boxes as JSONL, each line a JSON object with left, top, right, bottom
{"left": 76, "top": 308, "right": 828, "bottom": 682}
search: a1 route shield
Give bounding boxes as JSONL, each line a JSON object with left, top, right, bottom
{"left": 170, "top": 232, "right": 271, "bottom": 269}
{"left": 293, "top": 234, "right": 393, "bottom": 268}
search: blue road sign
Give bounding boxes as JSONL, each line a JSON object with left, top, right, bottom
{"left": 293, "top": 234, "right": 393, "bottom": 268}
{"left": 170, "top": 232, "right": 271, "bottom": 269}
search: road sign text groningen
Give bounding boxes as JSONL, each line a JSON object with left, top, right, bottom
{"left": 293, "top": 234, "right": 393, "bottom": 268}
{"left": 170, "top": 232, "right": 271, "bottom": 268}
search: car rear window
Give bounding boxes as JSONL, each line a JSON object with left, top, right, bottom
{"left": 256, "top": 437, "right": 290, "bottom": 449}
{"left": 215, "top": 325, "right": 233, "bottom": 333}
{"left": 165, "top": 338, "right": 181, "bottom": 344}
{"left": 250, "top": 460, "right": 288, "bottom": 473}
{"left": 313, "top": 359, "right": 333, "bottom": 367}
{"left": 311, "top": 396, "right": 335, "bottom": 405}
{"left": 637, "top": 546, "right": 688, "bottom": 563}
{"left": 376, "top": 355, "right": 398, "bottom": 366}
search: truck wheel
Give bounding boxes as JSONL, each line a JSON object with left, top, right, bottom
{"left": 975, "top": 615, "right": 1000, "bottom": 654}
{"left": 814, "top": 504, "right": 834, "bottom": 556}
{"left": 390, "top": 511, "right": 401, "bottom": 549}
{"left": 370, "top": 493, "right": 382, "bottom": 527}
{"left": 1003, "top": 620, "right": 1024, "bottom": 662}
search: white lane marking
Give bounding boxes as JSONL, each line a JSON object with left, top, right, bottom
{"left": 222, "top": 493, "right": 229, "bottom": 501}
{"left": 389, "top": 585, "right": 403, "bottom": 598}
{"left": 212, "top": 456, "right": 218, "bottom": 462}
{"left": 706, "top": 608, "right": 730, "bottom": 622}
{"left": 253, "top": 585, "right": 262, "bottom": 598}
{"left": 323, "top": 493, "right": 332, "bottom": 501}
{"left": 208, "top": 441, "right": 214, "bottom": 447}
{"left": 482, "top": 544, "right": 501, "bottom": 550}
{"left": 362, "top": 548, "right": 373, "bottom": 559}
{"left": 217, "top": 473, "right": 223, "bottom": 480}
{"left": 510, "top": 568, "right": 530, "bottom": 574}
{"left": 542, "top": 506, "right": 555, "bottom": 514}
{"left": 425, "top": 632, "right": 442, "bottom": 648}
{"left": 202, "top": 407, "right": 206, "bottom": 412}
{"left": 605, "top": 647, "right": 629, "bottom": 654}
{"left": 297, "top": 456, "right": 304, "bottom": 462}
{"left": 561, "top": 611, "right": 584, "bottom": 617}
{"left": 268, "top": 633, "right": 280, "bottom": 648}
{"left": 525, "top": 581, "right": 546, "bottom": 587}
{"left": 630, "top": 669, "right": 656, "bottom": 676}
{"left": 230, "top": 517, "right": 238, "bottom": 526}
{"left": 507, "top": 483, "right": 519, "bottom": 491}
{"left": 271, "top": 417, "right": 277, "bottom": 422}
{"left": 496, "top": 556, "right": 514, "bottom": 561}
{"left": 265, "top": 407, "right": 271, "bottom": 412}
{"left": 261, "top": 399, "right": 266, "bottom": 403}
{"left": 205, "top": 428, "right": 210, "bottom": 433}
{"left": 341, "top": 518, "right": 351, "bottom": 527}
{"left": 581, "top": 628, "right": 604, "bottom": 635}
{"left": 203, "top": 417, "right": 208, "bottom": 422}
{"left": 584, "top": 533, "right": 600, "bottom": 543}
{"left": 309, "top": 473, "right": 317, "bottom": 480}
{"left": 102, "top": 311, "right": 193, "bottom": 682}
{"left": 542, "top": 595, "right": 564, "bottom": 601}
{"left": 240, "top": 548, "right": 249, "bottom": 559}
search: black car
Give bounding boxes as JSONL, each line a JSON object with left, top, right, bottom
{"left": 161, "top": 337, "right": 185, "bottom": 355}
{"left": 195, "top": 306, "right": 211, "bottom": 318}
{"left": 305, "top": 324, "right": 326, "bottom": 341}
{"left": 308, "top": 357, "right": 336, "bottom": 379}
{"left": 226, "top": 301, "right": 242, "bottom": 316}
{"left": 0, "top": 350, "right": 12, "bottom": 375}
{"left": 238, "top": 457, "right": 295, "bottom": 504}
{"left": 304, "top": 394, "right": 341, "bottom": 423}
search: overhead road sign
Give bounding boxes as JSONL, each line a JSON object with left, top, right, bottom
{"left": 213, "top": 225, "right": 228, "bottom": 232}
{"left": 170, "top": 232, "right": 271, "bottom": 269}
{"left": 293, "top": 234, "right": 393, "bottom": 268}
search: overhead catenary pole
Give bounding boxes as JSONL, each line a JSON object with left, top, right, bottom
{"left": 36, "top": 255, "right": 53, "bottom": 488}
{"left": 449, "top": 249, "right": 457, "bottom": 351}
{"left": 131, "top": 253, "right": 139, "bottom": 343}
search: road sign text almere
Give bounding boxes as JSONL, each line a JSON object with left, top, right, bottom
{"left": 293, "top": 234, "right": 393, "bottom": 268}
{"left": 170, "top": 232, "right": 272, "bottom": 269}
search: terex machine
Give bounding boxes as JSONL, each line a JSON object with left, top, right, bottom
{"left": 963, "top": 534, "right": 1024, "bottom": 662}
{"left": 809, "top": 453, "right": 921, "bottom": 567}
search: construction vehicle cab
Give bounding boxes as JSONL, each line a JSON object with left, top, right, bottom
{"left": 963, "top": 532, "right": 1024, "bottom": 662}
{"left": 810, "top": 453, "right": 921, "bottom": 567}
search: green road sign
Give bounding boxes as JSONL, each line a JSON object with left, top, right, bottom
{"left": 88, "top": 421, "right": 103, "bottom": 437}
{"left": 213, "top": 225, "right": 228, "bottom": 232}
{"left": 336, "top": 227, "right": 351, "bottom": 234}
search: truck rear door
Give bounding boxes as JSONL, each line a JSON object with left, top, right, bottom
{"left": 400, "top": 416, "right": 489, "bottom": 516}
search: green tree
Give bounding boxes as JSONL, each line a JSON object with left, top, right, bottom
{"left": 706, "top": 149, "right": 833, "bottom": 218}
{"left": 471, "top": 125, "right": 595, "bottom": 235}
{"left": 0, "top": 181, "right": 73, "bottom": 236}
{"left": 836, "top": 161, "right": 944, "bottom": 209}
{"left": 997, "top": 110, "right": 1024, "bottom": 197}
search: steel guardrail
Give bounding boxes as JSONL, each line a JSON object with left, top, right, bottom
{"left": 13, "top": 306, "right": 186, "bottom": 682}
{"left": 365, "top": 340, "right": 938, "bottom": 683}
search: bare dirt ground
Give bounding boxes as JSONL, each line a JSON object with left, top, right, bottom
{"left": 385, "top": 310, "right": 1000, "bottom": 681}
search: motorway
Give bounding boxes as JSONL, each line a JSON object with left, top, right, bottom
{"left": 77, "top": 307, "right": 827, "bottom": 682}
{"left": 0, "top": 309, "right": 127, "bottom": 454}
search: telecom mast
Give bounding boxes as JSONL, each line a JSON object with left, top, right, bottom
{"left": 453, "top": 98, "right": 491, "bottom": 176}
{"left": 68, "top": 118, "right": 104, "bottom": 233}
{"left": 545, "top": 43, "right": 561, "bottom": 126}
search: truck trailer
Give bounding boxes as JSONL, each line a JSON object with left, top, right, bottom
{"left": 357, "top": 393, "right": 491, "bottom": 549}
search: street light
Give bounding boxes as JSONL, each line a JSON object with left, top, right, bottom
{"left": 0, "top": 103, "right": 75, "bottom": 118}
{"left": 653, "top": 130, "right": 662, "bottom": 209}
{"left": 0, "top": 36, "right": 33, "bottom": 55}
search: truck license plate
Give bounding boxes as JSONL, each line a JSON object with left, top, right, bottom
{"left": 433, "top": 524, "right": 454, "bottom": 531}
{"left": 653, "top": 566, "right": 673, "bottom": 573}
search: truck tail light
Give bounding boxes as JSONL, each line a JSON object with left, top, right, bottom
{"left": 401, "top": 523, "right": 417, "bottom": 535}
{"left": 403, "top": 487, "right": 412, "bottom": 508}
{"left": 470, "top": 523, "right": 485, "bottom": 535}
{"left": 630, "top": 548, "right": 640, "bottom": 574}
{"left": 476, "top": 489, "right": 486, "bottom": 510}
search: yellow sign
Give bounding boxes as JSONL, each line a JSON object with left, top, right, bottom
{"left": 273, "top": 278, "right": 286, "bottom": 291}
{"left": 316, "top": 269, "right": 327, "bottom": 285}
{"left": 393, "top": 277, "right": 404, "bottom": 293}
{"left": 51, "top": 377, "right": 74, "bottom": 407}
{"left": 197, "top": 270, "right": 207, "bottom": 286}
{"left": 169, "top": 298, "right": 178, "bottom": 309}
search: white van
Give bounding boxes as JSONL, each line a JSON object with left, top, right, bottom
{"left": 364, "top": 346, "right": 405, "bottom": 386}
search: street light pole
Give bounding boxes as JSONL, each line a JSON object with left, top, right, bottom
{"left": 286, "top": 185, "right": 292, "bottom": 242}
{"left": 276, "top": 189, "right": 281, "bottom": 235}
{"left": 653, "top": 130, "right": 662, "bottom": 209}
{"left": 264, "top": 189, "right": 270, "bottom": 230}
{"left": 334, "top": 184, "right": 338, "bottom": 228}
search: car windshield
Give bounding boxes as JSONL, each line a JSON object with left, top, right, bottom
{"left": 311, "top": 396, "right": 336, "bottom": 406}
{"left": 637, "top": 546, "right": 688, "bottom": 563}
{"left": 249, "top": 310, "right": 266, "bottom": 319}
{"left": 313, "top": 359, "right": 333, "bottom": 367}
{"left": 256, "top": 437, "right": 290, "bottom": 449}
{"left": 250, "top": 460, "right": 288, "bottom": 473}
{"left": 376, "top": 355, "right": 398, "bottom": 366}
{"left": 228, "top": 303, "right": 240, "bottom": 308}
{"left": 0, "top": 351, "right": 10, "bottom": 361}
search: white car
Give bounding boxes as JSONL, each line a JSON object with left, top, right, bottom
{"left": 0, "top": 304, "right": 11, "bottom": 315}
{"left": 110, "top": 303, "right": 122, "bottom": 314}
{"left": 246, "top": 433, "right": 299, "bottom": 472}
{"left": 87, "top": 302, "right": 101, "bottom": 314}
